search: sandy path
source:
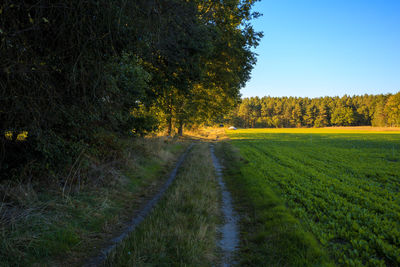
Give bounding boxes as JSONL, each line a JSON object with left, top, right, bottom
{"left": 210, "top": 144, "right": 239, "bottom": 267}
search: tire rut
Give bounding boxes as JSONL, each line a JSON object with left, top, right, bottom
{"left": 210, "top": 144, "right": 239, "bottom": 267}
{"left": 85, "top": 143, "right": 194, "bottom": 266}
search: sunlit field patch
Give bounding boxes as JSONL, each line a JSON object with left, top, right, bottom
{"left": 228, "top": 127, "right": 400, "bottom": 138}
{"left": 227, "top": 128, "right": 400, "bottom": 266}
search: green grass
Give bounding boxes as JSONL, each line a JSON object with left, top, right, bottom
{"left": 105, "top": 143, "right": 220, "bottom": 266}
{"left": 216, "top": 142, "right": 333, "bottom": 267}
{"left": 0, "top": 137, "right": 186, "bottom": 266}
{"left": 225, "top": 128, "right": 400, "bottom": 266}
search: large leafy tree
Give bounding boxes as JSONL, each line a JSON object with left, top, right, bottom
{"left": 136, "top": 0, "right": 213, "bottom": 135}
{"left": 1, "top": 0, "right": 263, "bottom": 179}
{"left": 139, "top": 0, "right": 263, "bottom": 135}
{"left": 194, "top": 0, "right": 262, "bottom": 122}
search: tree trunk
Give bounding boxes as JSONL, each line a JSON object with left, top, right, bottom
{"left": 167, "top": 115, "right": 172, "bottom": 136}
{"left": 177, "top": 123, "right": 183, "bottom": 136}
{"left": 177, "top": 116, "right": 184, "bottom": 136}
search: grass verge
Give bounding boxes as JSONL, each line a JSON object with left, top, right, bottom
{"left": 0, "top": 137, "right": 187, "bottom": 266}
{"left": 215, "top": 141, "right": 334, "bottom": 267}
{"left": 105, "top": 143, "right": 220, "bottom": 266}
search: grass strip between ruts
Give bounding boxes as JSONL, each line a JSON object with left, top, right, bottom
{"left": 105, "top": 143, "right": 220, "bottom": 266}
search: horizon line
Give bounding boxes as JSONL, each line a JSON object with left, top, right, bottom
{"left": 241, "top": 91, "right": 399, "bottom": 99}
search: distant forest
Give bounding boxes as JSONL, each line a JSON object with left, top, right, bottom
{"left": 228, "top": 92, "right": 400, "bottom": 128}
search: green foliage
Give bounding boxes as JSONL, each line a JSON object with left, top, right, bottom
{"left": 145, "top": 0, "right": 262, "bottom": 135}
{"left": 0, "top": 0, "right": 155, "bottom": 180}
{"left": 228, "top": 129, "right": 400, "bottom": 266}
{"left": 384, "top": 92, "right": 400, "bottom": 127}
{"left": 229, "top": 93, "right": 400, "bottom": 128}
{"left": 1, "top": 0, "right": 262, "bottom": 179}
{"left": 331, "top": 106, "right": 355, "bottom": 126}
{"left": 105, "top": 52, "right": 154, "bottom": 135}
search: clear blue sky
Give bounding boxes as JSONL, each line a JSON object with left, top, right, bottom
{"left": 242, "top": 0, "right": 400, "bottom": 98}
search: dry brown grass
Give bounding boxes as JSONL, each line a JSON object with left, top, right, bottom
{"left": 0, "top": 136, "right": 188, "bottom": 266}
{"left": 183, "top": 127, "right": 229, "bottom": 141}
{"left": 105, "top": 143, "right": 220, "bottom": 266}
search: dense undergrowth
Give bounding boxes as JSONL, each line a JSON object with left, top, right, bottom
{"left": 0, "top": 136, "right": 186, "bottom": 266}
{"left": 227, "top": 128, "right": 400, "bottom": 266}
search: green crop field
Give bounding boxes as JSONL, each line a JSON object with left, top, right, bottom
{"left": 226, "top": 128, "right": 400, "bottom": 266}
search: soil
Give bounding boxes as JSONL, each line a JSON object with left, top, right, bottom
{"left": 210, "top": 144, "right": 239, "bottom": 267}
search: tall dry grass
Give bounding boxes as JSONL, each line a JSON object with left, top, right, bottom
{"left": 105, "top": 143, "right": 220, "bottom": 266}
{"left": 0, "top": 136, "right": 187, "bottom": 266}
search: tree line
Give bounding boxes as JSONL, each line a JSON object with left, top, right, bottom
{"left": 227, "top": 92, "right": 400, "bottom": 128}
{"left": 0, "top": 0, "right": 261, "bottom": 180}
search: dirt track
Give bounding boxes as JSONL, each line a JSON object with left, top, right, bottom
{"left": 210, "top": 144, "right": 239, "bottom": 267}
{"left": 85, "top": 144, "right": 194, "bottom": 266}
